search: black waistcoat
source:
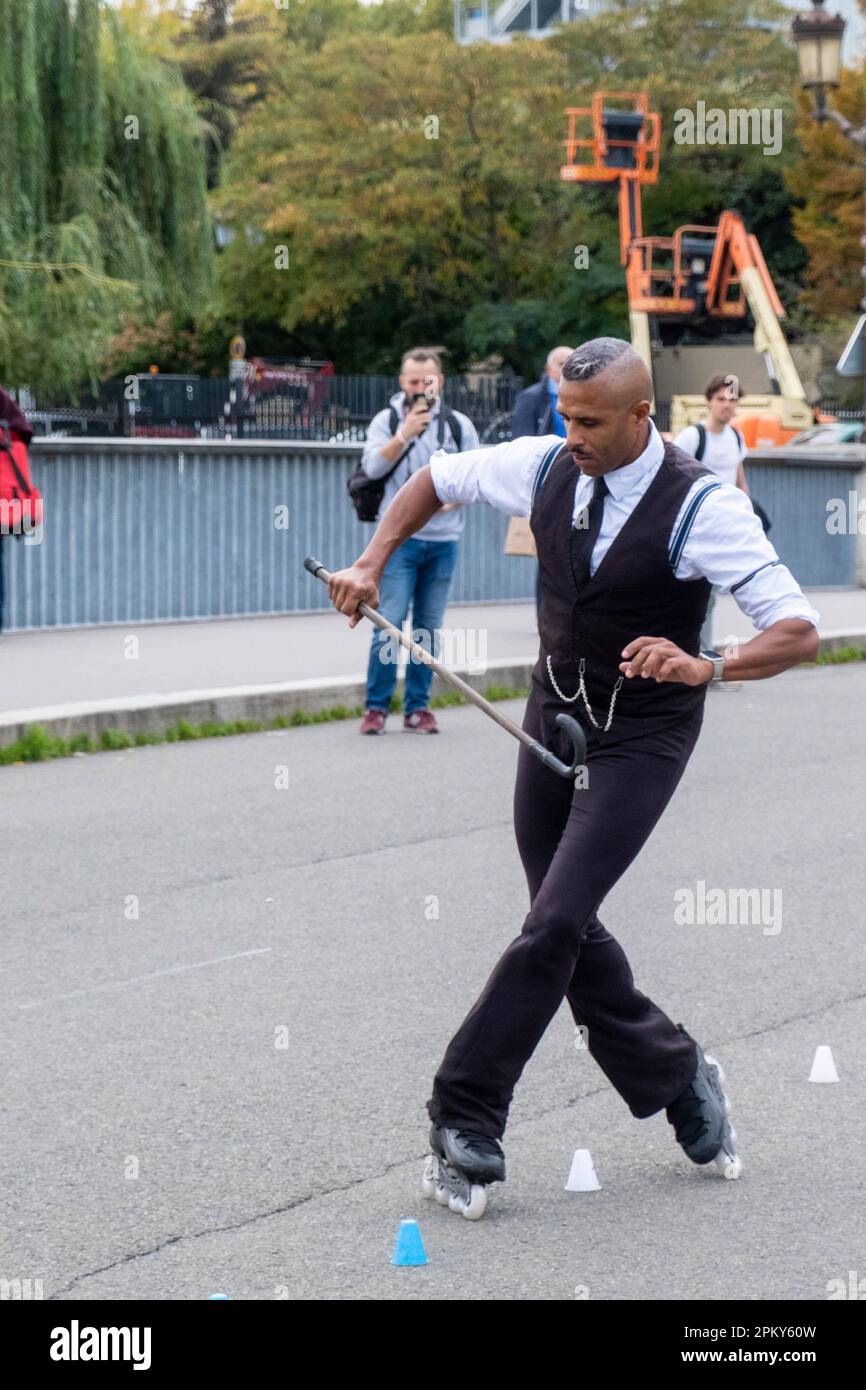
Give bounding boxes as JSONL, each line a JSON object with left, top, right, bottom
{"left": 529, "top": 441, "right": 715, "bottom": 726}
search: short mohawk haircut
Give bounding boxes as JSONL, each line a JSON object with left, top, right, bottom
{"left": 561, "top": 338, "right": 633, "bottom": 383}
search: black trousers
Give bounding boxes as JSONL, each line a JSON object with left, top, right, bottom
{"left": 427, "top": 688, "right": 702, "bottom": 1138}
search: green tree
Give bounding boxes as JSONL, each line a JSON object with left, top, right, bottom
{"left": 786, "top": 63, "right": 866, "bottom": 318}
{"left": 275, "top": 0, "right": 366, "bottom": 52}
{"left": 15, "top": 0, "right": 45, "bottom": 237}
{"left": 0, "top": 0, "right": 213, "bottom": 394}
{"left": 214, "top": 30, "right": 616, "bottom": 373}
{"left": 362, "top": 0, "right": 453, "bottom": 37}
{"left": 173, "top": 0, "right": 272, "bottom": 189}
{"left": 213, "top": 0, "right": 808, "bottom": 373}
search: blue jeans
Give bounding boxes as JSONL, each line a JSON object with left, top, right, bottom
{"left": 365, "top": 538, "right": 458, "bottom": 714}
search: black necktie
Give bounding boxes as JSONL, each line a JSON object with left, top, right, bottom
{"left": 570, "top": 475, "right": 608, "bottom": 587}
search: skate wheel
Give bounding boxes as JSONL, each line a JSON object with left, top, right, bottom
{"left": 708, "top": 1148, "right": 742, "bottom": 1179}
{"left": 461, "top": 1184, "right": 488, "bottom": 1221}
{"left": 448, "top": 1191, "right": 462, "bottom": 1213}
{"left": 434, "top": 1184, "right": 450, "bottom": 1206}
{"left": 421, "top": 1156, "right": 437, "bottom": 1198}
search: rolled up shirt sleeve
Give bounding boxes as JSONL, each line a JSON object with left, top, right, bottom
{"left": 429, "top": 434, "right": 562, "bottom": 515}
{"left": 675, "top": 483, "right": 820, "bottom": 632}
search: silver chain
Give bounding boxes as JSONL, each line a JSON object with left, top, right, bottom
{"left": 545, "top": 655, "right": 623, "bottom": 732}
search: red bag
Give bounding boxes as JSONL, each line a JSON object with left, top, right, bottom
{"left": 0, "top": 420, "right": 43, "bottom": 533}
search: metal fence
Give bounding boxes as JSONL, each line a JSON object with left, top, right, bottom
{"left": 13, "top": 376, "right": 864, "bottom": 446}
{"left": 2, "top": 438, "right": 861, "bottom": 633}
{"left": 14, "top": 374, "right": 524, "bottom": 443}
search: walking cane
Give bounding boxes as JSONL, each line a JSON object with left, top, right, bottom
{"left": 304, "top": 556, "right": 587, "bottom": 781}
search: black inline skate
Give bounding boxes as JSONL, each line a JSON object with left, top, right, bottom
{"left": 667, "top": 1042, "right": 742, "bottom": 1180}
{"left": 421, "top": 1124, "right": 505, "bottom": 1220}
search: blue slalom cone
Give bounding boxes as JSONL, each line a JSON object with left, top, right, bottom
{"left": 391, "top": 1218, "right": 428, "bottom": 1266}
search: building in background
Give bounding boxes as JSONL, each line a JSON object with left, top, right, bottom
{"left": 455, "top": 0, "right": 603, "bottom": 44}
{"left": 456, "top": 0, "right": 866, "bottom": 57}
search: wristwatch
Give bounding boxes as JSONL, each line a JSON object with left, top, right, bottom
{"left": 699, "top": 648, "right": 725, "bottom": 683}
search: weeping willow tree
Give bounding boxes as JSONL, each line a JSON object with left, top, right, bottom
{"left": 0, "top": 0, "right": 212, "bottom": 395}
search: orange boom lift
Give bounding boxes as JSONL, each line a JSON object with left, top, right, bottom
{"left": 560, "top": 93, "right": 814, "bottom": 445}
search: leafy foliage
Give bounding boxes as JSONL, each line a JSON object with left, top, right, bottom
{"left": 3, "top": 0, "right": 859, "bottom": 386}
{"left": 0, "top": 0, "right": 212, "bottom": 393}
{"left": 212, "top": 0, "right": 813, "bottom": 374}
{"left": 786, "top": 66, "right": 866, "bottom": 318}
{"left": 171, "top": 0, "right": 272, "bottom": 188}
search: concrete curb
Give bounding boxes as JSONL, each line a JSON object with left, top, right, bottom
{"left": 1, "top": 634, "right": 864, "bottom": 748}
{"left": 0, "top": 657, "right": 537, "bottom": 746}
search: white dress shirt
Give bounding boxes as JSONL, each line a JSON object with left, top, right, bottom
{"left": 429, "top": 419, "right": 819, "bottom": 634}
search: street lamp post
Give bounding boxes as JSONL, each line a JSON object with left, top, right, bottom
{"left": 792, "top": 1, "right": 866, "bottom": 437}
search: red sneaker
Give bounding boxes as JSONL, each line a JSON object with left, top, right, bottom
{"left": 360, "top": 709, "right": 387, "bottom": 735}
{"left": 403, "top": 709, "right": 439, "bottom": 734}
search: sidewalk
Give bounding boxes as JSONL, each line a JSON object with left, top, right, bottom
{"left": 1, "top": 589, "right": 864, "bottom": 745}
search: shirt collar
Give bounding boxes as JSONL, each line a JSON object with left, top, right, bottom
{"left": 584, "top": 418, "right": 664, "bottom": 501}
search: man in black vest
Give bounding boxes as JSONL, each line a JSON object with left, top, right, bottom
{"left": 326, "top": 338, "right": 819, "bottom": 1194}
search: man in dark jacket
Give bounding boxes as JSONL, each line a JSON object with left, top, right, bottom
{"left": 511, "top": 346, "right": 573, "bottom": 441}
{"left": 511, "top": 347, "right": 572, "bottom": 615}
{"left": 0, "top": 386, "right": 35, "bottom": 632}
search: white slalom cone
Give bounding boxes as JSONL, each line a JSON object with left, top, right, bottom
{"left": 565, "top": 1148, "right": 601, "bottom": 1192}
{"left": 808, "top": 1045, "right": 839, "bottom": 1083}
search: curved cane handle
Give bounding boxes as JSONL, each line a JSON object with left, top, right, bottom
{"left": 528, "top": 713, "right": 587, "bottom": 780}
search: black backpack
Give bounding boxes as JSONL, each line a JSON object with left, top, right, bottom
{"left": 347, "top": 405, "right": 463, "bottom": 523}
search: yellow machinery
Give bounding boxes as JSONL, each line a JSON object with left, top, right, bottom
{"left": 561, "top": 93, "right": 814, "bottom": 443}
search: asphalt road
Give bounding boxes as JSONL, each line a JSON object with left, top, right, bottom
{"left": 1, "top": 664, "right": 863, "bottom": 1301}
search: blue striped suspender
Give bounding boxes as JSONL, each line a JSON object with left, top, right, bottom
{"left": 530, "top": 442, "right": 565, "bottom": 509}
{"left": 668, "top": 479, "right": 722, "bottom": 569}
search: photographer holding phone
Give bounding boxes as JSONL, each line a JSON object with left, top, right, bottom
{"left": 357, "top": 347, "right": 478, "bottom": 735}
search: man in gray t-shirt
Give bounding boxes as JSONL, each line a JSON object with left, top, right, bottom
{"left": 358, "top": 348, "right": 478, "bottom": 735}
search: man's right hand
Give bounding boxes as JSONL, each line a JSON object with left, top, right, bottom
{"left": 327, "top": 564, "right": 380, "bottom": 628}
{"left": 400, "top": 401, "right": 432, "bottom": 440}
